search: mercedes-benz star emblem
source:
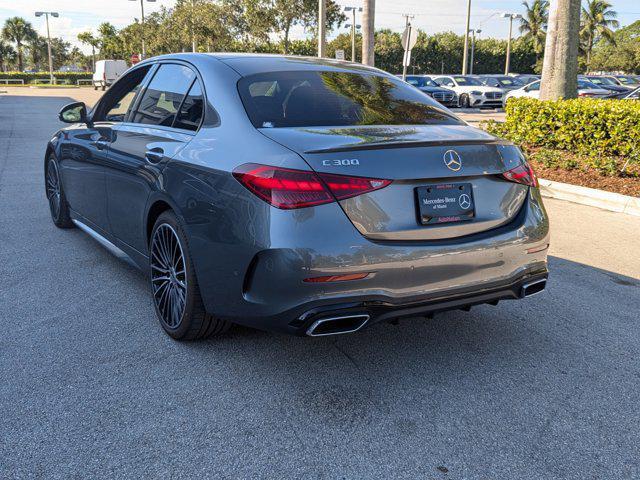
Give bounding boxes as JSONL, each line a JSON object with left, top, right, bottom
{"left": 443, "top": 150, "right": 462, "bottom": 172}
{"left": 458, "top": 193, "right": 471, "bottom": 210}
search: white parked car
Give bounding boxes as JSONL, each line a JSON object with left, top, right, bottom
{"left": 93, "top": 60, "right": 128, "bottom": 91}
{"left": 431, "top": 75, "right": 504, "bottom": 108}
{"left": 504, "top": 79, "right": 612, "bottom": 106}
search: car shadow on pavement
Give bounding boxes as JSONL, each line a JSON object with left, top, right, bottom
{"left": 179, "top": 253, "right": 639, "bottom": 387}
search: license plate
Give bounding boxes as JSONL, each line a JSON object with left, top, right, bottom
{"left": 416, "top": 183, "right": 475, "bottom": 225}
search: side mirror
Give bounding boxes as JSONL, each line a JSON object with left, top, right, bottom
{"left": 59, "top": 102, "right": 88, "bottom": 124}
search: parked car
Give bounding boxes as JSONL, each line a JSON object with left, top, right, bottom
{"left": 400, "top": 75, "right": 458, "bottom": 107}
{"left": 476, "top": 75, "right": 525, "bottom": 92}
{"left": 59, "top": 64, "right": 84, "bottom": 73}
{"left": 604, "top": 86, "right": 640, "bottom": 100}
{"left": 48, "top": 53, "right": 549, "bottom": 340}
{"left": 601, "top": 75, "right": 640, "bottom": 89}
{"left": 504, "top": 79, "right": 611, "bottom": 106}
{"left": 432, "top": 75, "right": 504, "bottom": 108}
{"left": 92, "top": 59, "right": 128, "bottom": 91}
{"left": 512, "top": 74, "right": 540, "bottom": 85}
{"left": 580, "top": 75, "right": 630, "bottom": 93}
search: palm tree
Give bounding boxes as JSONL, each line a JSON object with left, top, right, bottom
{"left": 0, "top": 39, "right": 16, "bottom": 72}
{"left": 77, "top": 31, "right": 99, "bottom": 69}
{"left": 520, "top": 0, "right": 549, "bottom": 62}
{"left": 580, "top": 0, "right": 619, "bottom": 71}
{"left": 1, "top": 17, "right": 37, "bottom": 71}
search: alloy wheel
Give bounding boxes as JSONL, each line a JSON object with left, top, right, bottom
{"left": 150, "top": 224, "right": 188, "bottom": 328}
{"left": 46, "top": 160, "right": 61, "bottom": 220}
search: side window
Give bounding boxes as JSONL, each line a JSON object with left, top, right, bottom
{"left": 527, "top": 81, "right": 541, "bottom": 92}
{"left": 100, "top": 66, "right": 151, "bottom": 122}
{"left": 132, "top": 64, "right": 195, "bottom": 127}
{"left": 173, "top": 80, "right": 204, "bottom": 132}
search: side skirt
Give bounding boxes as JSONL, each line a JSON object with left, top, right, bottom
{"left": 71, "top": 215, "right": 144, "bottom": 270}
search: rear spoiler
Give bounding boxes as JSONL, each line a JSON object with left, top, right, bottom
{"left": 304, "top": 139, "right": 508, "bottom": 154}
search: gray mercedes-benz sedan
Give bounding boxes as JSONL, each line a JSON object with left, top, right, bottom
{"left": 46, "top": 53, "right": 549, "bottom": 340}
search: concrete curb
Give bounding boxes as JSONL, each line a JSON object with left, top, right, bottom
{"left": 539, "top": 178, "right": 640, "bottom": 217}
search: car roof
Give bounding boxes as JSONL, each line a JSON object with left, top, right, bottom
{"left": 137, "top": 52, "right": 387, "bottom": 77}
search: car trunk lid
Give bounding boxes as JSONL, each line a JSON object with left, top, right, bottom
{"left": 259, "top": 125, "right": 530, "bottom": 240}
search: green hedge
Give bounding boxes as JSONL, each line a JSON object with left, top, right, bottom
{"left": 486, "top": 97, "right": 640, "bottom": 158}
{"left": 0, "top": 71, "right": 92, "bottom": 84}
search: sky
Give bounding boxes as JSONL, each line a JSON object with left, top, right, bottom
{"left": 1, "top": 0, "right": 639, "bottom": 54}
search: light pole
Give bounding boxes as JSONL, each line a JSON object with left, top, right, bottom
{"left": 468, "top": 28, "right": 481, "bottom": 74}
{"left": 35, "top": 11, "right": 58, "bottom": 85}
{"left": 461, "top": 0, "right": 472, "bottom": 74}
{"left": 500, "top": 13, "right": 522, "bottom": 75}
{"left": 344, "top": 7, "right": 362, "bottom": 62}
{"left": 129, "top": 0, "right": 156, "bottom": 60}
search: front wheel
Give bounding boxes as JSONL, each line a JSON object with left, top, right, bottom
{"left": 45, "top": 156, "right": 74, "bottom": 228}
{"left": 459, "top": 94, "right": 470, "bottom": 108}
{"left": 149, "top": 211, "right": 231, "bottom": 340}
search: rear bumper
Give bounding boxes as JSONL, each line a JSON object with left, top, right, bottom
{"left": 221, "top": 267, "right": 548, "bottom": 336}
{"left": 297, "top": 268, "right": 548, "bottom": 336}
{"left": 192, "top": 188, "right": 550, "bottom": 335}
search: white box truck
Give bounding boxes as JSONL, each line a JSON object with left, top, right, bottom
{"left": 93, "top": 60, "right": 128, "bottom": 91}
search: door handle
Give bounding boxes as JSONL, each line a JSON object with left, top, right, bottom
{"left": 145, "top": 147, "right": 165, "bottom": 164}
{"left": 91, "top": 138, "right": 109, "bottom": 150}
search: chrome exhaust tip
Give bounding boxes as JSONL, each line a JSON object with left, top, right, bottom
{"left": 306, "top": 314, "right": 370, "bottom": 337}
{"left": 521, "top": 279, "right": 547, "bottom": 298}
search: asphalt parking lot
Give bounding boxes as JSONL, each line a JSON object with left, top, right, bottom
{"left": 1, "top": 91, "right": 639, "bottom": 479}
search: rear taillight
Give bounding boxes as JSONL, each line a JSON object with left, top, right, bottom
{"left": 501, "top": 162, "right": 538, "bottom": 187}
{"left": 232, "top": 163, "right": 391, "bottom": 209}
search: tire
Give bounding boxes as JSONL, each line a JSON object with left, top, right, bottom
{"left": 45, "top": 156, "right": 74, "bottom": 229}
{"left": 459, "top": 94, "right": 470, "bottom": 108}
{"left": 93, "top": 83, "right": 98, "bottom": 91}
{"left": 101, "top": 84, "right": 106, "bottom": 91}
{"left": 149, "top": 211, "right": 231, "bottom": 340}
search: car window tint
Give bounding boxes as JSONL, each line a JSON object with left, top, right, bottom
{"left": 527, "top": 81, "right": 540, "bottom": 91}
{"left": 133, "top": 64, "right": 195, "bottom": 127}
{"left": 103, "top": 66, "right": 151, "bottom": 122}
{"left": 173, "top": 80, "right": 204, "bottom": 131}
{"left": 454, "top": 76, "right": 482, "bottom": 86}
{"left": 238, "top": 71, "right": 463, "bottom": 128}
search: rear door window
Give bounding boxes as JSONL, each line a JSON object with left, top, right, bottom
{"left": 238, "top": 71, "right": 463, "bottom": 128}
{"left": 132, "top": 64, "right": 196, "bottom": 127}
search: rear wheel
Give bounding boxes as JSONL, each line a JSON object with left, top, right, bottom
{"left": 149, "top": 211, "right": 230, "bottom": 340}
{"left": 45, "top": 156, "right": 73, "bottom": 229}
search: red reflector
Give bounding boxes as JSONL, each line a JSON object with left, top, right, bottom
{"left": 303, "top": 273, "right": 371, "bottom": 283}
{"left": 232, "top": 163, "right": 391, "bottom": 209}
{"left": 501, "top": 162, "right": 538, "bottom": 187}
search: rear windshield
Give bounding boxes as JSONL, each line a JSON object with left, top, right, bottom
{"left": 238, "top": 71, "right": 462, "bottom": 128}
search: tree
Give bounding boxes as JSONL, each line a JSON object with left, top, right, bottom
{"left": 520, "top": 0, "right": 549, "bottom": 65}
{"left": 26, "top": 35, "right": 48, "bottom": 70}
{"left": 77, "top": 31, "right": 99, "bottom": 69}
{"left": 96, "top": 23, "right": 123, "bottom": 59}
{"left": 269, "top": 0, "right": 345, "bottom": 54}
{"left": 580, "top": 0, "right": 618, "bottom": 71}
{"left": 362, "top": 0, "right": 375, "bottom": 65}
{"left": 1, "top": 17, "right": 37, "bottom": 71}
{"left": 539, "top": 0, "right": 581, "bottom": 100}
{"left": 590, "top": 20, "right": 640, "bottom": 73}
{"left": 0, "top": 39, "right": 16, "bottom": 71}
